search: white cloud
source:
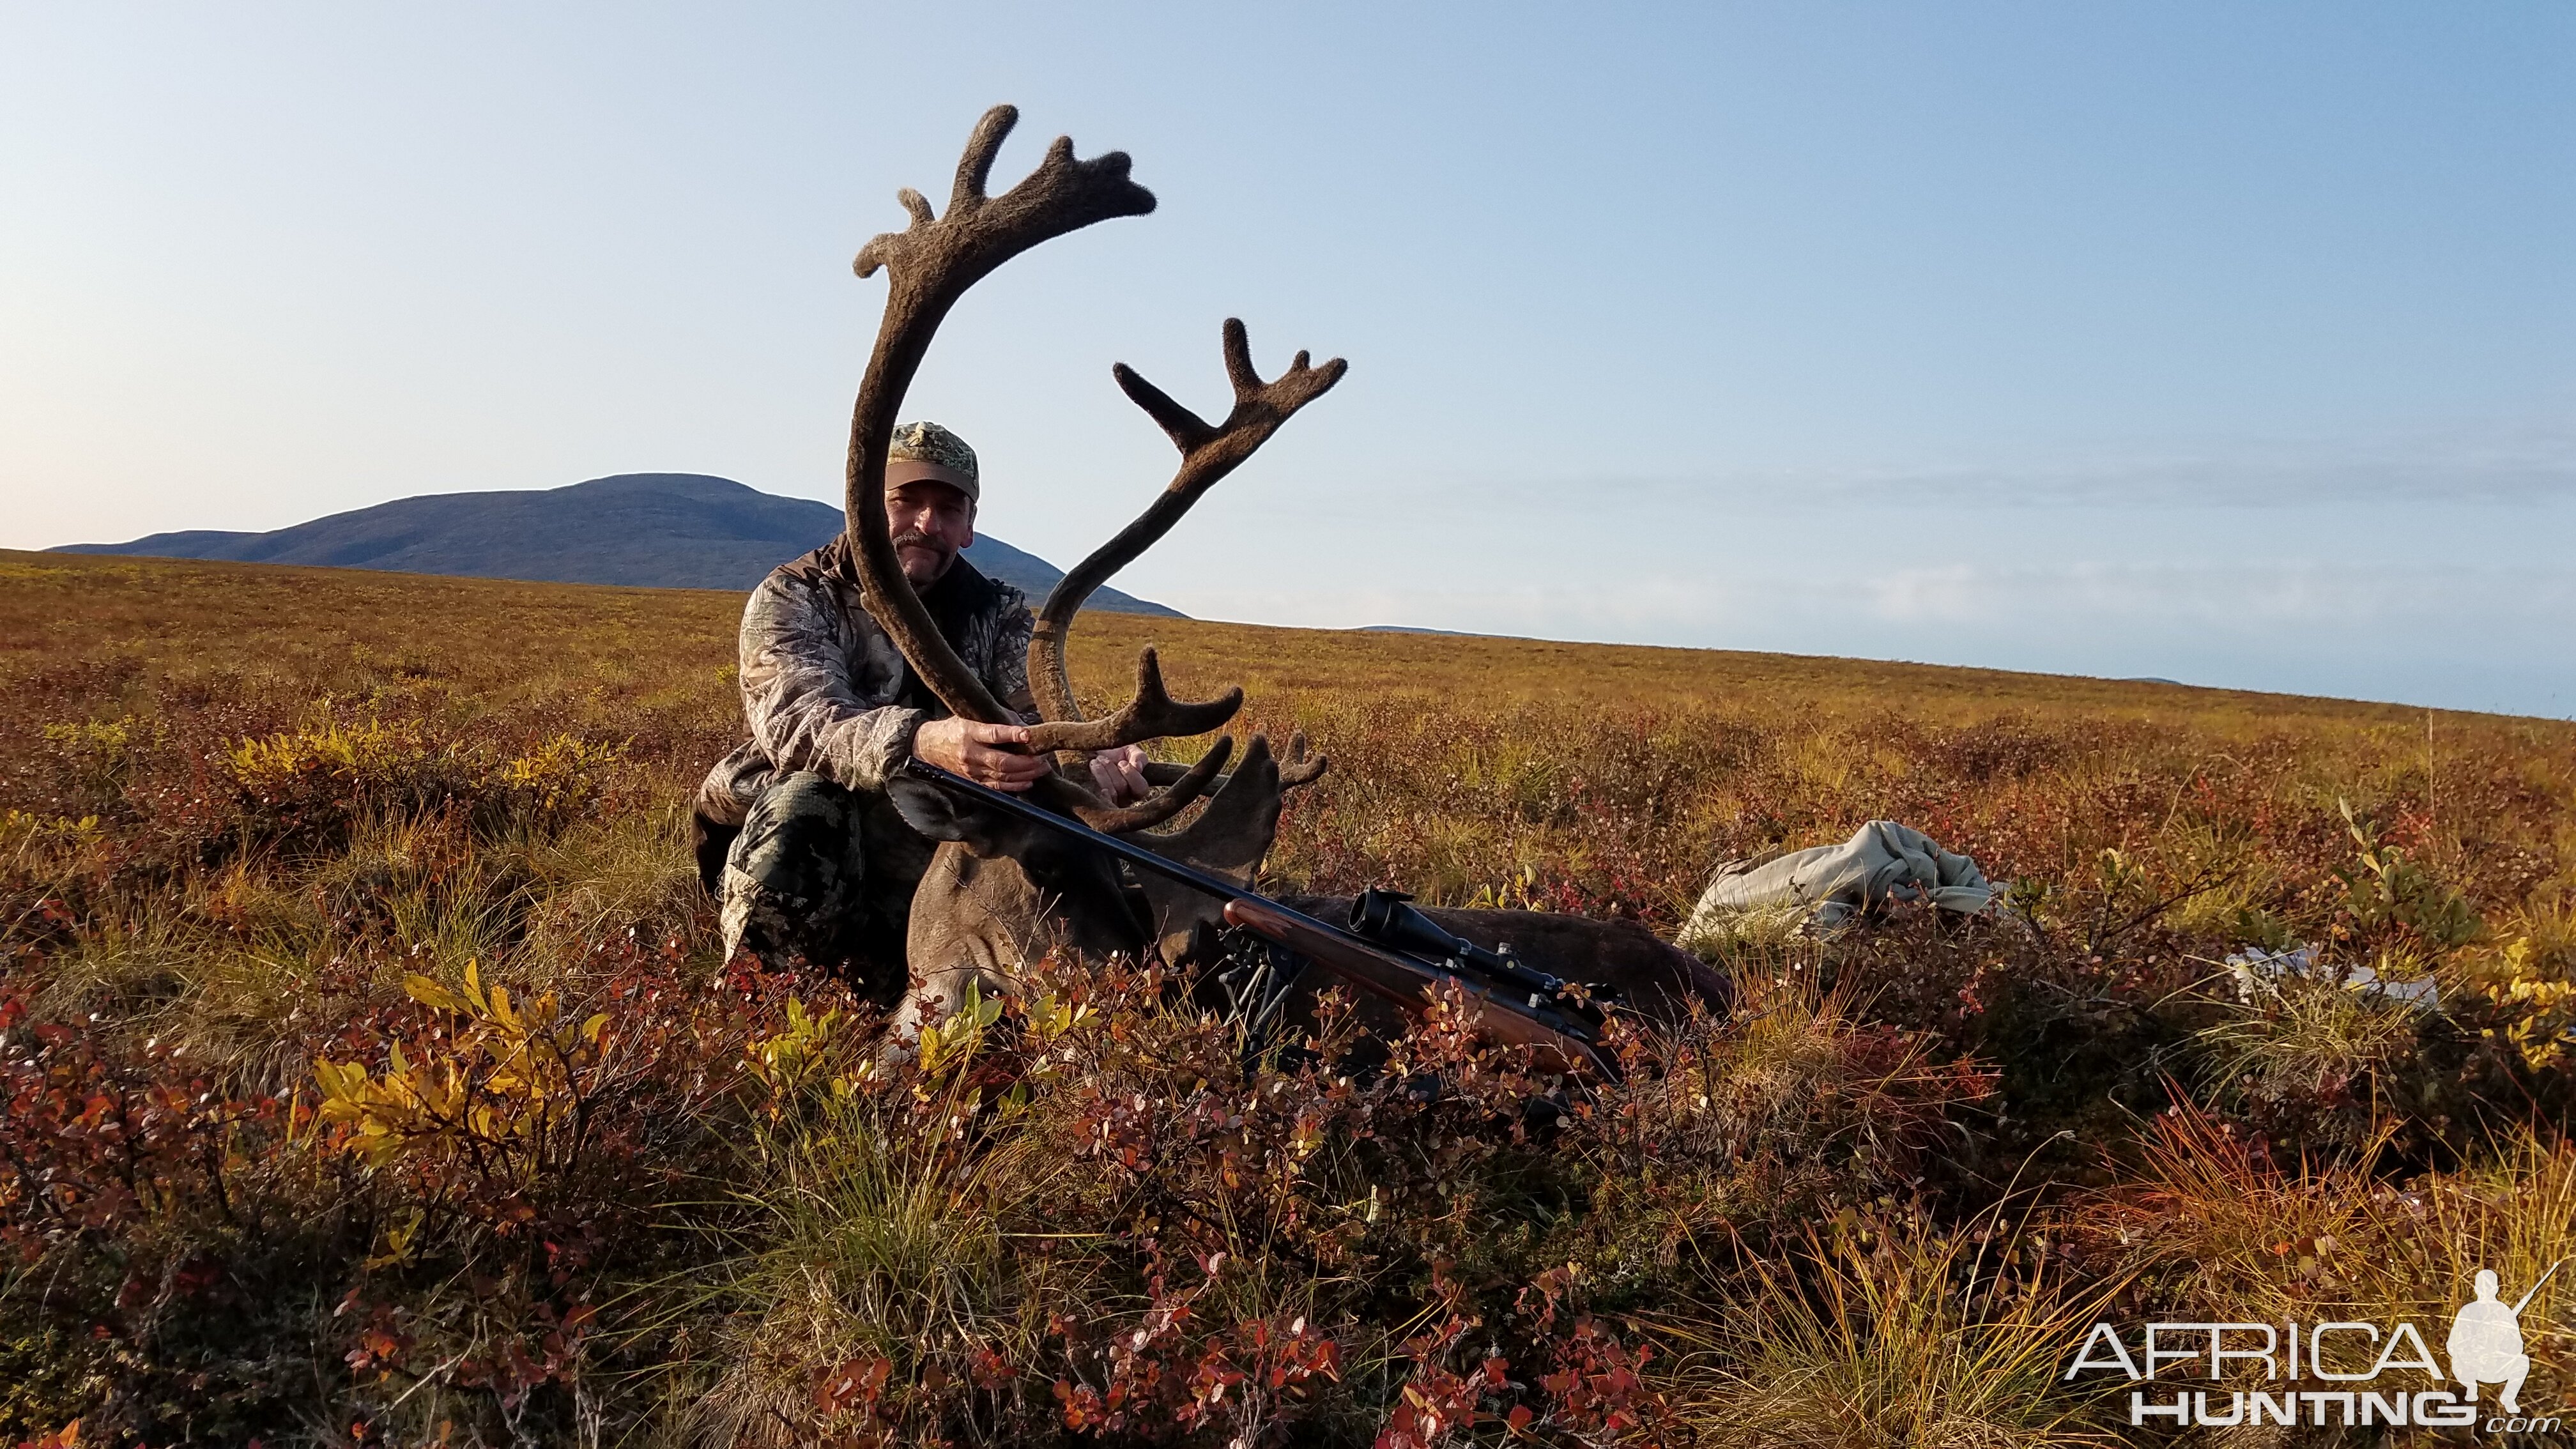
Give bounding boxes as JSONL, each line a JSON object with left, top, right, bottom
{"left": 1860, "top": 560, "right": 2576, "bottom": 626}
{"left": 1166, "top": 551, "right": 2576, "bottom": 717}
{"left": 1390, "top": 410, "right": 2576, "bottom": 514}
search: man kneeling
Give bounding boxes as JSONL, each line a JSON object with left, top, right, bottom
{"left": 691, "top": 421, "right": 1147, "bottom": 996}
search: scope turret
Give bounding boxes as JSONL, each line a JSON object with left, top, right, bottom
{"left": 1347, "top": 887, "right": 1577, "bottom": 1007}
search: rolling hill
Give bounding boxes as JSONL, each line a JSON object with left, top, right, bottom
{"left": 52, "top": 472, "right": 1183, "bottom": 615}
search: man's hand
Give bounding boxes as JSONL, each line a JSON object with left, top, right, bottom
{"left": 912, "top": 717, "right": 1051, "bottom": 792}
{"left": 1088, "top": 743, "right": 1151, "bottom": 805}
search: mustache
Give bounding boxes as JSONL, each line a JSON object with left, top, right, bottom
{"left": 891, "top": 530, "right": 949, "bottom": 553}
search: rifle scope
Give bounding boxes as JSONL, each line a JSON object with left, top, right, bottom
{"left": 1347, "top": 888, "right": 1575, "bottom": 1006}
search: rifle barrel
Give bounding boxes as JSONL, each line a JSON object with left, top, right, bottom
{"left": 2511, "top": 1257, "right": 2567, "bottom": 1315}
{"left": 903, "top": 756, "right": 1288, "bottom": 909}
{"left": 899, "top": 758, "right": 1614, "bottom": 1078}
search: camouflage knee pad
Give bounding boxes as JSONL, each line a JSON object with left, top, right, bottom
{"left": 719, "top": 772, "right": 878, "bottom": 976}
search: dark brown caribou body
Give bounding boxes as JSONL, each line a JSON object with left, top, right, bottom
{"left": 833, "top": 105, "right": 1721, "bottom": 1049}
{"left": 1275, "top": 898, "right": 1729, "bottom": 1028}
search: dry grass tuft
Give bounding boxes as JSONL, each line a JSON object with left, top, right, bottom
{"left": 1666, "top": 1215, "right": 2126, "bottom": 1448}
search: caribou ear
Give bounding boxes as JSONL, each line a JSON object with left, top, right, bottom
{"left": 887, "top": 774, "right": 1016, "bottom": 855}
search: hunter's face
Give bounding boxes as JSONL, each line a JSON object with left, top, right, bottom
{"left": 885, "top": 480, "right": 974, "bottom": 586}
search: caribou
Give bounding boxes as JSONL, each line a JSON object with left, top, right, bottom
{"left": 838, "top": 105, "right": 1724, "bottom": 1050}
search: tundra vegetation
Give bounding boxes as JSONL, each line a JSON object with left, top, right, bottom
{"left": 4, "top": 548, "right": 2573, "bottom": 1446}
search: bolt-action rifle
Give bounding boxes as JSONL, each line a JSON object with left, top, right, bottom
{"left": 901, "top": 757, "right": 1616, "bottom": 1079}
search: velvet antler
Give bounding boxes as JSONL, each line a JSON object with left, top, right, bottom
{"left": 841, "top": 105, "right": 1266, "bottom": 835}
{"left": 1027, "top": 319, "right": 1347, "bottom": 737}
{"left": 843, "top": 104, "right": 1155, "bottom": 726}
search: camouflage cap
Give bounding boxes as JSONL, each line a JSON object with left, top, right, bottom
{"left": 886, "top": 420, "right": 979, "bottom": 504}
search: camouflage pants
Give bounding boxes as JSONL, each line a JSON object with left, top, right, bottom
{"left": 717, "top": 772, "right": 928, "bottom": 999}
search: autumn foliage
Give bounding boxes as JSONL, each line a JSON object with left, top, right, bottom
{"left": 4, "top": 551, "right": 2573, "bottom": 1446}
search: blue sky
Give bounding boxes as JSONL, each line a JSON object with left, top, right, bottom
{"left": 4, "top": 4, "right": 2570, "bottom": 715}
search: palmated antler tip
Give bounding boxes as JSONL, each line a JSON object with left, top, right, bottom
{"left": 1063, "top": 140, "right": 1152, "bottom": 213}
{"left": 847, "top": 103, "right": 1179, "bottom": 733}
{"left": 1276, "top": 730, "right": 1329, "bottom": 788}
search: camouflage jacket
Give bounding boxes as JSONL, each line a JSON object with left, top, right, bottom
{"left": 695, "top": 538, "right": 1037, "bottom": 831}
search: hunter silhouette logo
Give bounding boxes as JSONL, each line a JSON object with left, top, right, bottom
{"left": 2450, "top": 1262, "right": 2558, "bottom": 1415}
{"left": 2066, "top": 1259, "right": 2567, "bottom": 1433}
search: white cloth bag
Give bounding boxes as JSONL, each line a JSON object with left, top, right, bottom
{"left": 1680, "top": 819, "right": 1998, "bottom": 942}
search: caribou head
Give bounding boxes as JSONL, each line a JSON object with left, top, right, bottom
{"left": 835, "top": 105, "right": 1339, "bottom": 1032}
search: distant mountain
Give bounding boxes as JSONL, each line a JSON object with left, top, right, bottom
{"left": 53, "top": 473, "right": 1184, "bottom": 617}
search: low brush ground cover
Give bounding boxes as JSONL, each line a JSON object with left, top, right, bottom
{"left": 3, "top": 548, "right": 2573, "bottom": 1446}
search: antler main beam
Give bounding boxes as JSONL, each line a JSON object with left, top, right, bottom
{"left": 845, "top": 104, "right": 1156, "bottom": 724}
{"left": 840, "top": 105, "right": 1333, "bottom": 839}
{"left": 1030, "top": 319, "right": 1348, "bottom": 730}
